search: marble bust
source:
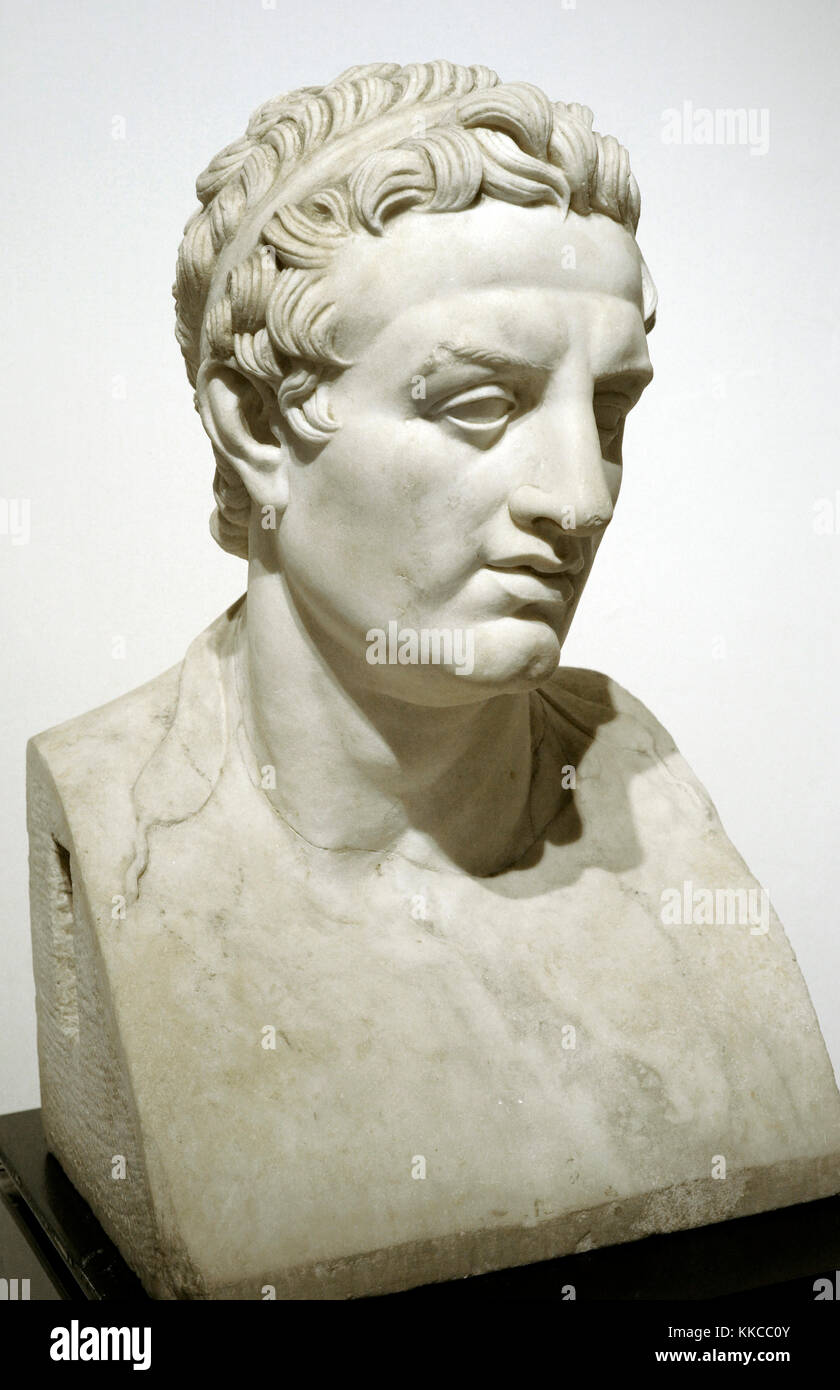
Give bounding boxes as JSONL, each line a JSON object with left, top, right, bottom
{"left": 27, "top": 60, "right": 840, "bottom": 1300}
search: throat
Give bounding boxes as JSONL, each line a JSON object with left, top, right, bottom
{"left": 231, "top": 602, "right": 569, "bottom": 876}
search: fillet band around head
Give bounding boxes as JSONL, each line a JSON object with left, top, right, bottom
{"left": 194, "top": 71, "right": 649, "bottom": 367}
{"left": 198, "top": 94, "right": 466, "bottom": 361}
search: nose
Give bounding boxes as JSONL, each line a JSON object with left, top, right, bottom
{"left": 507, "top": 397, "right": 616, "bottom": 539}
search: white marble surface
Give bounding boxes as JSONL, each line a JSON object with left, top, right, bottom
{"left": 27, "top": 61, "right": 840, "bottom": 1298}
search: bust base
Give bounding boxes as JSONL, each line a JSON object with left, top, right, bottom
{"left": 2, "top": 1110, "right": 840, "bottom": 1302}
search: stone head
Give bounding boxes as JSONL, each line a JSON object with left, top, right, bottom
{"left": 175, "top": 61, "right": 657, "bottom": 700}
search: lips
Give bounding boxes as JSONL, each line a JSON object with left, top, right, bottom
{"left": 486, "top": 564, "right": 577, "bottom": 603}
{"left": 488, "top": 551, "right": 585, "bottom": 578}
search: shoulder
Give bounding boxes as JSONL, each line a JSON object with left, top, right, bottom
{"left": 540, "top": 664, "right": 723, "bottom": 826}
{"left": 26, "top": 659, "right": 186, "bottom": 923}
{"left": 27, "top": 598, "right": 243, "bottom": 877}
{"left": 28, "top": 662, "right": 182, "bottom": 811}
{"left": 541, "top": 665, "right": 677, "bottom": 751}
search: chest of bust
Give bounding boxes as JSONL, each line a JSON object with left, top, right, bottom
{"left": 92, "top": 744, "right": 816, "bottom": 1294}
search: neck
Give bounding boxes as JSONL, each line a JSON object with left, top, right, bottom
{"left": 234, "top": 566, "right": 564, "bottom": 877}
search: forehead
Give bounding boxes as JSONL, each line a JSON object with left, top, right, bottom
{"left": 328, "top": 201, "right": 648, "bottom": 367}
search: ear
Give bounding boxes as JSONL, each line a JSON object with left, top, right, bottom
{"left": 196, "top": 361, "right": 289, "bottom": 512}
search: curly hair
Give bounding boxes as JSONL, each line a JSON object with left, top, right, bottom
{"left": 173, "top": 61, "right": 657, "bottom": 559}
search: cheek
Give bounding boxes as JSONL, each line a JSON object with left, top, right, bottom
{"left": 288, "top": 418, "right": 492, "bottom": 554}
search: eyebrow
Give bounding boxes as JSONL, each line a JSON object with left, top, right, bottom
{"left": 414, "top": 343, "right": 653, "bottom": 394}
{"left": 415, "top": 343, "right": 546, "bottom": 377}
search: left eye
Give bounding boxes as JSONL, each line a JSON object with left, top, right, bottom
{"left": 435, "top": 385, "right": 517, "bottom": 430}
{"left": 593, "top": 392, "right": 628, "bottom": 440}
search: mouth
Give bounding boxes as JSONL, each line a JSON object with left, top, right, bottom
{"left": 485, "top": 564, "right": 578, "bottom": 603}
{"left": 487, "top": 549, "right": 585, "bottom": 575}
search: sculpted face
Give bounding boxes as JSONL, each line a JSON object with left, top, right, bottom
{"left": 266, "top": 199, "right": 653, "bottom": 704}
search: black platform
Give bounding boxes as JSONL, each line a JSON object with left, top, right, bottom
{"left": 1, "top": 1108, "right": 839, "bottom": 1300}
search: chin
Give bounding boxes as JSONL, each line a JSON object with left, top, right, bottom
{"left": 462, "top": 619, "right": 564, "bottom": 692}
{"left": 356, "top": 616, "right": 565, "bottom": 706}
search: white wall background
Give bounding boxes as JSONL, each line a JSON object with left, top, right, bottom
{"left": 2, "top": 0, "right": 838, "bottom": 1112}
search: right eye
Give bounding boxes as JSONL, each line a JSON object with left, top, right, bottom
{"left": 434, "top": 384, "right": 517, "bottom": 432}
